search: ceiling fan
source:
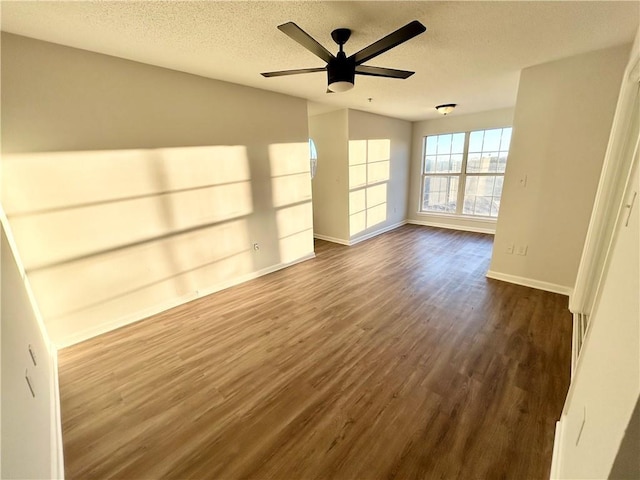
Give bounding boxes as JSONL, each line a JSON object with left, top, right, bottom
{"left": 261, "top": 20, "right": 426, "bottom": 93}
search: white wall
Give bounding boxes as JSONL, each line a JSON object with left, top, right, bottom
{"left": 309, "top": 109, "right": 350, "bottom": 243}
{"left": 347, "top": 109, "right": 411, "bottom": 242}
{"left": 489, "top": 45, "right": 630, "bottom": 293}
{"left": 1, "top": 222, "right": 60, "bottom": 479}
{"left": 552, "top": 32, "right": 640, "bottom": 479}
{"left": 609, "top": 397, "right": 640, "bottom": 479}
{"left": 1, "top": 213, "right": 2, "bottom": 476}
{"left": 556, "top": 155, "right": 638, "bottom": 479}
{"left": 407, "top": 108, "right": 514, "bottom": 234}
{"left": 1, "top": 33, "right": 314, "bottom": 347}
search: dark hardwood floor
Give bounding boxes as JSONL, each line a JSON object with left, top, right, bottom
{"left": 58, "top": 225, "right": 572, "bottom": 479}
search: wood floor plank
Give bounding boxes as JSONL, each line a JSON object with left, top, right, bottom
{"left": 58, "top": 225, "right": 572, "bottom": 479}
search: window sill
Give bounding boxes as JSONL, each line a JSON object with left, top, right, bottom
{"left": 410, "top": 212, "right": 497, "bottom": 234}
{"left": 415, "top": 211, "right": 498, "bottom": 223}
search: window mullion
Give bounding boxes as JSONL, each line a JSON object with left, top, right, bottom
{"left": 419, "top": 138, "right": 427, "bottom": 212}
{"left": 456, "top": 132, "right": 470, "bottom": 215}
{"left": 364, "top": 141, "right": 369, "bottom": 228}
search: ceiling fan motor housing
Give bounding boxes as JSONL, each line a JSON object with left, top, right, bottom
{"left": 328, "top": 52, "right": 355, "bottom": 86}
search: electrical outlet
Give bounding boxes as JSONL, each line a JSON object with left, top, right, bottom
{"left": 516, "top": 245, "right": 528, "bottom": 256}
{"left": 506, "top": 243, "right": 514, "bottom": 254}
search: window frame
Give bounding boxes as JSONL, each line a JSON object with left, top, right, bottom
{"left": 419, "top": 127, "right": 512, "bottom": 219}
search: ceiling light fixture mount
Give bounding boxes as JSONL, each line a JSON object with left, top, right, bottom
{"left": 435, "top": 103, "right": 457, "bottom": 115}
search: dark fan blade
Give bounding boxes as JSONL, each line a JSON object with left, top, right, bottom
{"left": 278, "top": 22, "right": 335, "bottom": 63}
{"left": 351, "top": 20, "right": 426, "bottom": 65}
{"left": 261, "top": 67, "right": 326, "bottom": 78}
{"left": 355, "top": 65, "right": 415, "bottom": 79}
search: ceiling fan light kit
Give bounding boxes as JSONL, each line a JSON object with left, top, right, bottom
{"left": 262, "top": 20, "right": 426, "bottom": 93}
{"left": 328, "top": 80, "right": 354, "bottom": 93}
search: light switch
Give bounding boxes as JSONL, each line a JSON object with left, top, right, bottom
{"left": 28, "top": 344, "right": 37, "bottom": 366}
{"left": 519, "top": 175, "right": 528, "bottom": 188}
{"left": 25, "top": 369, "right": 35, "bottom": 398}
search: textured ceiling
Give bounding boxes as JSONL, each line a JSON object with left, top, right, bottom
{"left": 1, "top": 1, "right": 638, "bottom": 121}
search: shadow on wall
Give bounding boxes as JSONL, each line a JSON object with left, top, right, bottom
{"left": 2, "top": 143, "right": 312, "bottom": 344}
{"left": 349, "top": 139, "right": 391, "bottom": 237}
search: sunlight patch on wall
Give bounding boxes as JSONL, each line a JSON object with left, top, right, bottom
{"left": 45, "top": 240, "right": 254, "bottom": 344}
{"left": 367, "top": 139, "right": 392, "bottom": 163}
{"left": 2, "top": 145, "right": 255, "bottom": 345}
{"left": 271, "top": 174, "right": 312, "bottom": 208}
{"left": 269, "top": 143, "right": 311, "bottom": 177}
{"left": 3, "top": 146, "right": 252, "bottom": 270}
{"left": 349, "top": 189, "right": 366, "bottom": 215}
{"left": 2, "top": 145, "right": 250, "bottom": 215}
{"left": 368, "top": 160, "right": 390, "bottom": 184}
{"left": 276, "top": 203, "right": 313, "bottom": 264}
{"left": 348, "top": 139, "right": 391, "bottom": 236}
{"left": 349, "top": 164, "right": 368, "bottom": 189}
{"left": 349, "top": 184, "right": 388, "bottom": 236}
{"left": 269, "top": 142, "right": 313, "bottom": 208}
{"left": 269, "top": 142, "right": 314, "bottom": 263}
{"left": 28, "top": 219, "right": 251, "bottom": 320}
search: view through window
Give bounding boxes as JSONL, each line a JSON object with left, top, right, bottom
{"left": 421, "top": 127, "right": 512, "bottom": 218}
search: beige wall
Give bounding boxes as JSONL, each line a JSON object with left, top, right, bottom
{"left": 309, "top": 109, "right": 350, "bottom": 242}
{"left": 489, "top": 44, "right": 630, "bottom": 292}
{"left": 348, "top": 109, "right": 411, "bottom": 242}
{"left": 1, "top": 33, "right": 314, "bottom": 346}
{"left": 407, "top": 108, "right": 515, "bottom": 233}
{"left": 309, "top": 108, "right": 412, "bottom": 244}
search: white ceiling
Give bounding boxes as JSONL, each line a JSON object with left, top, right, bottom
{"left": 1, "top": 1, "right": 638, "bottom": 121}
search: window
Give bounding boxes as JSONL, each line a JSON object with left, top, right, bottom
{"left": 421, "top": 127, "right": 512, "bottom": 218}
{"left": 309, "top": 138, "right": 318, "bottom": 179}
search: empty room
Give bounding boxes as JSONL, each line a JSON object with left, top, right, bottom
{"left": 1, "top": 1, "right": 638, "bottom": 479}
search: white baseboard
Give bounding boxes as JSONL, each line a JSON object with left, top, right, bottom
{"left": 56, "top": 253, "right": 316, "bottom": 348}
{"left": 349, "top": 220, "right": 407, "bottom": 245}
{"left": 550, "top": 419, "right": 564, "bottom": 479}
{"left": 486, "top": 270, "right": 573, "bottom": 296}
{"left": 50, "top": 346, "right": 65, "bottom": 479}
{"left": 315, "top": 221, "right": 407, "bottom": 247}
{"left": 407, "top": 219, "right": 495, "bottom": 235}
{"left": 313, "top": 233, "right": 350, "bottom": 245}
